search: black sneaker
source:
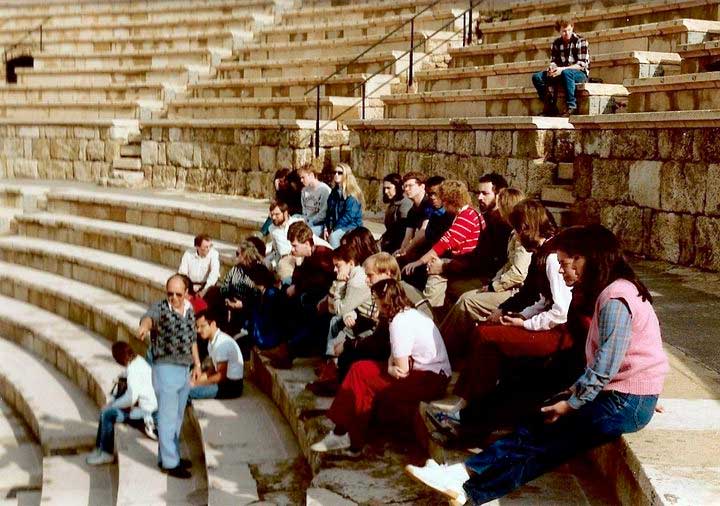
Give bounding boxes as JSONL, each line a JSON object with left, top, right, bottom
{"left": 161, "top": 465, "right": 192, "bottom": 479}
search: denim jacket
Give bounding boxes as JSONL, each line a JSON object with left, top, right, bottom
{"left": 325, "top": 187, "right": 363, "bottom": 232}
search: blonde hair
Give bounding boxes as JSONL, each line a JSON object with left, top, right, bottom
{"left": 335, "top": 162, "right": 365, "bottom": 209}
{"left": 363, "top": 252, "right": 401, "bottom": 281}
{"left": 439, "top": 179, "right": 472, "bottom": 212}
{"left": 496, "top": 188, "right": 525, "bottom": 222}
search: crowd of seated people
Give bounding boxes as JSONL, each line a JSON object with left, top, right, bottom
{"left": 94, "top": 161, "right": 667, "bottom": 499}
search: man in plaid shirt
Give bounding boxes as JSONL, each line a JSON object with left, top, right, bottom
{"left": 531, "top": 19, "right": 589, "bottom": 116}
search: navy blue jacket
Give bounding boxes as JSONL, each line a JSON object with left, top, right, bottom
{"left": 325, "top": 187, "right": 363, "bottom": 232}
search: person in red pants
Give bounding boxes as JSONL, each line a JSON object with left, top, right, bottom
{"left": 427, "top": 200, "right": 577, "bottom": 434}
{"left": 310, "top": 279, "right": 451, "bottom": 455}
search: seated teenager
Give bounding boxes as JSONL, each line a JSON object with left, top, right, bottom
{"left": 245, "top": 263, "right": 287, "bottom": 352}
{"left": 189, "top": 310, "right": 244, "bottom": 400}
{"left": 407, "top": 224, "right": 668, "bottom": 505}
{"left": 310, "top": 279, "right": 451, "bottom": 455}
{"left": 379, "top": 173, "right": 413, "bottom": 253}
{"left": 264, "top": 221, "right": 335, "bottom": 369}
{"left": 439, "top": 188, "right": 531, "bottom": 360}
{"left": 324, "top": 163, "right": 365, "bottom": 248}
{"left": 394, "top": 172, "right": 432, "bottom": 258}
{"left": 340, "top": 226, "right": 379, "bottom": 265}
{"left": 86, "top": 342, "right": 157, "bottom": 465}
{"left": 403, "top": 180, "right": 483, "bottom": 308}
{"left": 426, "top": 200, "right": 574, "bottom": 436}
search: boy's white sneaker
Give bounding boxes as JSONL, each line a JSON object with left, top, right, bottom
{"left": 310, "top": 432, "right": 351, "bottom": 452}
{"left": 144, "top": 418, "right": 158, "bottom": 441}
{"left": 86, "top": 449, "right": 114, "bottom": 465}
{"left": 405, "top": 460, "right": 468, "bottom": 504}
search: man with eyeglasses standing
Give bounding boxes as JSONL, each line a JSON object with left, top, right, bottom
{"left": 137, "top": 274, "right": 201, "bottom": 479}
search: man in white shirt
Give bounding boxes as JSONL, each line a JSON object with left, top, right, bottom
{"left": 299, "top": 166, "right": 331, "bottom": 236}
{"left": 266, "top": 200, "right": 303, "bottom": 279}
{"left": 189, "top": 310, "right": 244, "bottom": 399}
{"left": 178, "top": 234, "right": 220, "bottom": 297}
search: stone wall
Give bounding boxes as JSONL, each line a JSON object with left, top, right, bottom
{"left": 140, "top": 120, "right": 349, "bottom": 199}
{"left": 0, "top": 121, "right": 125, "bottom": 182}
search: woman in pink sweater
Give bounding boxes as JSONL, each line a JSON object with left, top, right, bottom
{"left": 406, "top": 224, "right": 668, "bottom": 505}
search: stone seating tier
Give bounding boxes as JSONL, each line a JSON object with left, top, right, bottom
{"left": 16, "top": 65, "right": 212, "bottom": 87}
{"left": 476, "top": 0, "right": 720, "bottom": 44}
{"left": 41, "top": 455, "right": 115, "bottom": 505}
{"left": 0, "top": 101, "right": 163, "bottom": 121}
{"left": 165, "top": 96, "right": 384, "bottom": 121}
{"left": 0, "top": 83, "right": 180, "bottom": 105}
{"left": 625, "top": 70, "right": 720, "bottom": 112}
{"left": 506, "top": 0, "right": 645, "bottom": 18}
{"left": 233, "top": 29, "right": 461, "bottom": 61}
{"left": 382, "top": 83, "right": 630, "bottom": 119}
{"left": 415, "top": 51, "right": 682, "bottom": 92}
{"left": 15, "top": 211, "right": 237, "bottom": 271}
{"left": 188, "top": 73, "right": 395, "bottom": 100}
{"left": 275, "top": 0, "right": 444, "bottom": 26}
{"left": 31, "top": 48, "right": 232, "bottom": 71}
{"left": 679, "top": 39, "right": 720, "bottom": 72}
{"left": 0, "top": 399, "right": 42, "bottom": 499}
{"left": 448, "top": 19, "right": 720, "bottom": 67}
{"left": 258, "top": 8, "right": 464, "bottom": 44}
{"left": 216, "top": 50, "right": 422, "bottom": 81}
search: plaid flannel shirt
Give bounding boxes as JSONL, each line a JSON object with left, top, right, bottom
{"left": 550, "top": 33, "right": 590, "bottom": 75}
{"left": 568, "top": 299, "right": 632, "bottom": 409}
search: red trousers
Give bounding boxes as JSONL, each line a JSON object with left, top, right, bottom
{"left": 454, "top": 323, "right": 573, "bottom": 401}
{"left": 327, "top": 360, "right": 448, "bottom": 447}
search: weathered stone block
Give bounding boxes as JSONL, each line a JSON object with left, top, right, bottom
{"left": 50, "top": 139, "right": 80, "bottom": 160}
{"left": 526, "top": 159, "right": 555, "bottom": 196}
{"left": 201, "top": 143, "right": 225, "bottom": 170}
{"left": 611, "top": 129, "right": 657, "bottom": 159}
{"left": 475, "top": 131, "right": 492, "bottom": 157}
{"left": 394, "top": 130, "right": 417, "bottom": 150}
{"left": 694, "top": 217, "right": 720, "bottom": 270}
{"left": 258, "top": 146, "right": 277, "bottom": 172}
{"left": 573, "top": 155, "right": 593, "bottom": 199}
{"left": 319, "top": 130, "right": 348, "bottom": 148}
{"left": 660, "top": 161, "right": 706, "bottom": 213}
{"left": 505, "top": 158, "right": 529, "bottom": 192}
{"left": 417, "top": 131, "right": 436, "bottom": 151}
{"left": 700, "top": 127, "right": 720, "bottom": 162}
{"left": 184, "top": 169, "right": 206, "bottom": 191}
{"left": 73, "top": 161, "right": 95, "bottom": 182}
{"left": 436, "top": 131, "right": 450, "bottom": 153}
{"left": 657, "top": 129, "right": 694, "bottom": 161}
{"left": 600, "top": 205, "right": 650, "bottom": 254}
{"left": 706, "top": 164, "right": 720, "bottom": 216}
{"left": 168, "top": 127, "right": 182, "bottom": 142}
{"left": 141, "top": 141, "right": 158, "bottom": 166}
{"left": 490, "top": 131, "right": 512, "bottom": 157}
{"left": 73, "top": 126, "right": 98, "bottom": 139}
{"left": 235, "top": 129, "right": 257, "bottom": 146}
{"left": 2, "top": 139, "right": 24, "bottom": 158}
{"left": 581, "top": 129, "right": 613, "bottom": 158}
{"left": 18, "top": 126, "right": 39, "bottom": 138}
{"left": 451, "top": 131, "right": 475, "bottom": 155}
{"left": 552, "top": 129, "right": 577, "bottom": 162}
{"left": 513, "top": 130, "right": 552, "bottom": 158}
{"left": 591, "top": 159, "right": 628, "bottom": 202}
{"left": 294, "top": 148, "right": 313, "bottom": 168}
{"left": 151, "top": 127, "right": 163, "bottom": 141}
{"left": 105, "top": 141, "right": 121, "bottom": 162}
{"left": 32, "top": 139, "right": 51, "bottom": 160}
{"left": 167, "top": 142, "right": 194, "bottom": 169}
{"left": 649, "top": 212, "right": 695, "bottom": 265}
{"left": 628, "top": 160, "right": 661, "bottom": 208}
{"left": 86, "top": 140, "right": 105, "bottom": 162}
{"left": 48, "top": 160, "right": 73, "bottom": 179}
{"left": 9, "top": 159, "right": 38, "bottom": 178}
{"left": 43, "top": 126, "right": 67, "bottom": 138}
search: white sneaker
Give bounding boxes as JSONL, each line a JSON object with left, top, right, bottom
{"left": 144, "top": 418, "right": 158, "bottom": 441}
{"left": 405, "top": 461, "right": 468, "bottom": 504}
{"left": 86, "top": 450, "right": 114, "bottom": 465}
{"left": 310, "top": 432, "right": 351, "bottom": 452}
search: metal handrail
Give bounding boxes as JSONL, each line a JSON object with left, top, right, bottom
{"left": 311, "top": 0, "right": 479, "bottom": 156}
{"left": 2, "top": 19, "right": 48, "bottom": 64}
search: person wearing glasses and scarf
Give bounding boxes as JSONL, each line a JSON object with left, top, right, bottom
{"left": 137, "top": 274, "right": 201, "bottom": 479}
{"left": 324, "top": 163, "right": 365, "bottom": 248}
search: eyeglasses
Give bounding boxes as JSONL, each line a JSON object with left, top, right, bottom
{"left": 235, "top": 251, "right": 241, "bottom": 257}
{"left": 334, "top": 170, "right": 344, "bottom": 175}
{"left": 166, "top": 291, "right": 184, "bottom": 298}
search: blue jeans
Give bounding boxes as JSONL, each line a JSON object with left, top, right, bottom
{"left": 95, "top": 406, "right": 127, "bottom": 454}
{"left": 463, "top": 391, "right": 658, "bottom": 504}
{"left": 325, "top": 314, "right": 346, "bottom": 356}
{"left": 328, "top": 228, "right": 348, "bottom": 248}
{"left": 531, "top": 68, "right": 587, "bottom": 109}
{"left": 310, "top": 224, "right": 324, "bottom": 237}
{"left": 189, "top": 379, "right": 243, "bottom": 400}
{"left": 152, "top": 363, "right": 190, "bottom": 469}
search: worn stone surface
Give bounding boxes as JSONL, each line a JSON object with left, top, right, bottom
{"left": 629, "top": 160, "right": 662, "bottom": 209}
{"left": 600, "top": 205, "right": 649, "bottom": 254}
{"left": 660, "top": 162, "right": 706, "bottom": 214}
{"left": 592, "top": 159, "right": 628, "bottom": 202}
{"left": 694, "top": 217, "right": 720, "bottom": 271}
{"left": 649, "top": 212, "right": 695, "bottom": 265}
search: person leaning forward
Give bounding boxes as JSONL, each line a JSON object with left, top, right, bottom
{"left": 137, "top": 273, "right": 201, "bottom": 479}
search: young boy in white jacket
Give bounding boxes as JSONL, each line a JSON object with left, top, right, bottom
{"left": 86, "top": 341, "right": 158, "bottom": 465}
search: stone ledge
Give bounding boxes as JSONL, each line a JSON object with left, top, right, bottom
{"left": 570, "top": 109, "right": 720, "bottom": 128}
{"left": 625, "top": 70, "right": 720, "bottom": 90}
{"left": 140, "top": 118, "right": 341, "bottom": 130}
{"left": 347, "top": 116, "right": 572, "bottom": 130}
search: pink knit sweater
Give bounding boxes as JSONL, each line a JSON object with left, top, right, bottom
{"left": 585, "top": 279, "right": 668, "bottom": 395}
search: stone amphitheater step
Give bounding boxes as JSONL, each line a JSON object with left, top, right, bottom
{"left": 32, "top": 48, "right": 231, "bottom": 71}
{"left": 0, "top": 400, "right": 42, "bottom": 499}
{"left": 189, "top": 73, "right": 395, "bottom": 100}
{"left": 166, "top": 95, "right": 384, "bottom": 121}
{"left": 0, "top": 101, "right": 164, "bottom": 121}
{"left": 0, "top": 0, "right": 274, "bottom": 19}
{"left": 217, "top": 50, "right": 423, "bottom": 80}
{"left": 416, "top": 51, "right": 682, "bottom": 92}
{"left": 4, "top": 12, "right": 269, "bottom": 42}
{"left": 0, "top": 208, "right": 19, "bottom": 235}
{"left": 188, "top": 384, "right": 301, "bottom": 505}
{"left": 506, "top": 0, "right": 645, "bottom": 18}
{"left": 382, "top": 83, "right": 629, "bottom": 119}
{"left": 234, "top": 29, "right": 461, "bottom": 61}
{"left": 258, "top": 8, "right": 464, "bottom": 44}
{"left": 41, "top": 455, "right": 115, "bottom": 505}
{"left": 0, "top": 83, "right": 181, "bottom": 105}
{"left": 449, "top": 19, "right": 720, "bottom": 67}
{"left": 0, "top": 235, "right": 172, "bottom": 306}
{"left": 17, "top": 65, "right": 213, "bottom": 87}
{"left": 625, "top": 70, "right": 720, "bottom": 112}
{"left": 276, "top": 0, "right": 443, "bottom": 25}
{"left": 0, "top": 338, "right": 98, "bottom": 455}
{"left": 679, "top": 39, "right": 720, "bottom": 73}
{"left": 15, "top": 211, "right": 237, "bottom": 270}
{"left": 43, "top": 187, "right": 263, "bottom": 244}
{"left": 477, "top": 0, "right": 720, "bottom": 44}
